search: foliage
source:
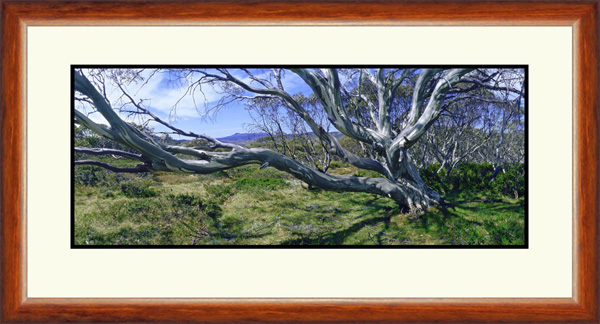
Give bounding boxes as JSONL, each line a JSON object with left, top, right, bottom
{"left": 74, "top": 163, "right": 525, "bottom": 246}
{"left": 168, "top": 192, "right": 222, "bottom": 220}
{"left": 491, "top": 163, "right": 525, "bottom": 198}
{"left": 120, "top": 180, "right": 157, "bottom": 198}
{"left": 74, "top": 165, "right": 123, "bottom": 187}
{"left": 420, "top": 162, "right": 525, "bottom": 198}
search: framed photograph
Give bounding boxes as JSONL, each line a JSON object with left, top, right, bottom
{"left": 1, "top": 1, "right": 598, "bottom": 323}
{"left": 70, "top": 64, "right": 528, "bottom": 248}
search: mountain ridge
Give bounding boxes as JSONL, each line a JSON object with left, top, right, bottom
{"left": 216, "top": 132, "right": 268, "bottom": 144}
{"left": 216, "top": 131, "right": 343, "bottom": 144}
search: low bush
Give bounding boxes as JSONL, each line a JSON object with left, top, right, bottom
{"left": 491, "top": 163, "right": 525, "bottom": 198}
{"left": 120, "top": 180, "right": 157, "bottom": 198}
{"left": 74, "top": 165, "right": 121, "bottom": 187}
{"left": 168, "top": 192, "right": 222, "bottom": 218}
{"left": 450, "top": 163, "right": 495, "bottom": 193}
{"left": 75, "top": 163, "right": 150, "bottom": 188}
{"left": 170, "top": 193, "right": 204, "bottom": 209}
{"left": 421, "top": 162, "right": 524, "bottom": 198}
{"left": 419, "top": 164, "right": 446, "bottom": 194}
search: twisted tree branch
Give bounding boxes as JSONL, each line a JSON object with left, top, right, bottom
{"left": 75, "top": 160, "right": 151, "bottom": 173}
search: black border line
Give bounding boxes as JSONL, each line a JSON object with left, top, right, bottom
{"left": 71, "top": 65, "right": 529, "bottom": 249}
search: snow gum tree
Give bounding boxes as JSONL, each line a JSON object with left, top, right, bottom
{"left": 74, "top": 68, "right": 524, "bottom": 213}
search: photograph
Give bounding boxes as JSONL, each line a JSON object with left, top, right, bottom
{"left": 72, "top": 66, "right": 526, "bottom": 247}
{"left": 4, "top": 1, "right": 597, "bottom": 322}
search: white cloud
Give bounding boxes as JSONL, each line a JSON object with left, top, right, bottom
{"left": 76, "top": 68, "right": 313, "bottom": 136}
{"left": 103, "top": 69, "right": 225, "bottom": 119}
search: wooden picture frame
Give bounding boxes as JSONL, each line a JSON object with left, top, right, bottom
{"left": 1, "top": 1, "right": 598, "bottom": 322}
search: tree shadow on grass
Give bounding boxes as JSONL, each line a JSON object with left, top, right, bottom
{"left": 411, "top": 197, "right": 525, "bottom": 245}
{"left": 279, "top": 214, "right": 394, "bottom": 245}
{"left": 279, "top": 196, "right": 396, "bottom": 245}
{"left": 270, "top": 194, "right": 525, "bottom": 246}
{"left": 413, "top": 206, "right": 482, "bottom": 231}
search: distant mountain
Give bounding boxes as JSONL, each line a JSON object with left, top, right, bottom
{"left": 170, "top": 139, "right": 189, "bottom": 145}
{"left": 217, "top": 132, "right": 269, "bottom": 144}
{"left": 216, "top": 131, "right": 343, "bottom": 145}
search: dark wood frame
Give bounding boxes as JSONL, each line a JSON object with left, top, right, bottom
{"left": 1, "top": 1, "right": 598, "bottom": 323}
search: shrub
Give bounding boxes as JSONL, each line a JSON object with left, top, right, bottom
{"left": 491, "top": 163, "right": 525, "bottom": 198}
{"left": 170, "top": 193, "right": 203, "bottom": 209}
{"left": 449, "top": 163, "right": 495, "bottom": 193}
{"left": 203, "top": 202, "right": 223, "bottom": 219}
{"left": 421, "top": 162, "right": 524, "bottom": 198}
{"left": 74, "top": 165, "right": 120, "bottom": 187}
{"left": 420, "top": 163, "right": 448, "bottom": 194}
{"left": 120, "top": 180, "right": 157, "bottom": 198}
{"left": 168, "top": 192, "right": 222, "bottom": 220}
{"left": 75, "top": 164, "right": 148, "bottom": 188}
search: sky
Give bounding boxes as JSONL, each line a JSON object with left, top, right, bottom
{"left": 76, "top": 68, "right": 525, "bottom": 139}
{"left": 78, "top": 68, "right": 309, "bottom": 138}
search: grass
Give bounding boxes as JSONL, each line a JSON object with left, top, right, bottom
{"left": 74, "top": 164, "right": 526, "bottom": 246}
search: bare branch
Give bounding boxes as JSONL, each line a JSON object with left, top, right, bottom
{"left": 291, "top": 68, "right": 385, "bottom": 145}
{"left": 395, "top": 69, "right": 474, "bottom": 149}
{"left": 75, "top": 160, "right": 151, "bottom": 173}
{"left": 199, "top": 68, "right": 387, "bottom": 175}
{"left": 115, "top": 81, "right": 244, "bottom": 150}
{"left": 406, "top": 68, "right": 443, "bottom": 126}
{"left": 74, "top": 147, "right": 148, "bottom": 161}
{"left": 459, "top": 77, "right": 523, "bottom": 95}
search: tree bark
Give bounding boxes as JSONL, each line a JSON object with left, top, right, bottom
{"left": 73, "top": 68, "right": 492, "bottom": 213}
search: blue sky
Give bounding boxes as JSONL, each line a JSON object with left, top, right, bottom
{"left": 79, "top": 69, "right": 309, "bottom": 138}
{"left": 76, "top": 68, "right": 525, "bottom": 139}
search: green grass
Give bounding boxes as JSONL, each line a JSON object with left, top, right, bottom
{"left": 74, "top": 164, "right": 526, "bottom": 246}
